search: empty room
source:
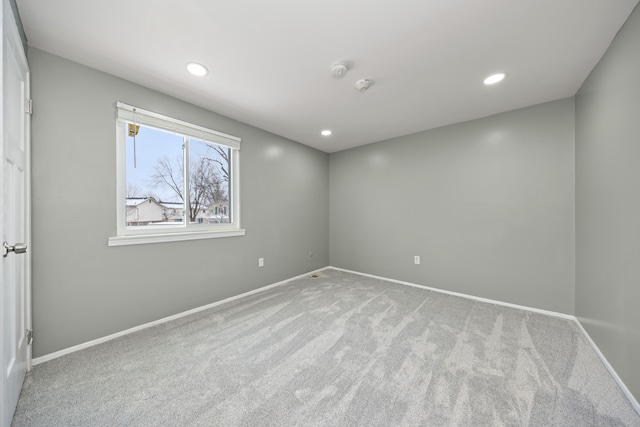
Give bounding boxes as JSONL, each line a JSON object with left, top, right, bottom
{"left": 2, "top": 0, "right": 640, "bottom": 425}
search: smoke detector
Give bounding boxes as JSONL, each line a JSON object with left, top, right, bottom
{"left": 330, "top": 61, "right": 349, "bottom": 79}
{"left": 355, "top": 79, "right": 372, "bottom": 92}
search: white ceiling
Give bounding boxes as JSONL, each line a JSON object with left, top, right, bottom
{"left": 16, "top": 0, "right": 639, "bottom": 153}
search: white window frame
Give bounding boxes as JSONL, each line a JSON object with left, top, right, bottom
{"left": 108, "top": 102, "right": 244, "bottom": 246}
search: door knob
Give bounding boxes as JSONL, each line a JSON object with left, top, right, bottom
{"left": 3, "top": 241, "right": 27, "bottom": 257}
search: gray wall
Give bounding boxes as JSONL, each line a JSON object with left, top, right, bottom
{"left": 330, "top": 98, "right": 575, "bottom": 314}
{"left": 575, "top": 5, "right": 640, "bottom": 400}
{"left": 29, "top": 48, "right": 329, "bottom": 357}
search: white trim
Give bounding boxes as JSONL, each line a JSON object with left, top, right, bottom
{"left": 572, "top": 318, "right": 640, "bottom": 415}
{"left": 114, "top": 106, "right": 242, "bottom": 241}
{"left": 328, "top": 266, "right": 575, "bottom": 320}
{"left": 231, "top": 149, "right": 241, "bottom": 230}
{"left": 116, "top": 102, "right": 241, "bottom": 150}
{"left": 24, "top": 48, "right": 32, "bottom": 372}
{"left": 31, "top": 265, "right": 640, "bottom": 415}
{"left": 108, "top": 228, "right": 246, "bottom": 246}
{"left": 32, "top": 267, "right": 330, "bottom": 365}
{"left": 115, "top": 119, "right": 126, "bottom": 235}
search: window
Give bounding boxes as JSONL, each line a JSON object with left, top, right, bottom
{"left": 109, "top": 102, "right": 244, "bottom": 246}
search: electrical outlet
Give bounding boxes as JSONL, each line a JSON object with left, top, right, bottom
{"left": 258, "top": 258, "right": 264, "bottom": 267}
{"left": 414, "top": 256, "right": 421, "bottom": 265}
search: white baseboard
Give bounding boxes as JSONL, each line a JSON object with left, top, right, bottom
{"left": 329, "top": 266, "right": 640, "bottom": 415}
{"left": 32, "top": 267, "right": 330, "bottom": 366}
{"left": 572, "top": 318, "right": 640, "bottom": 415}
{"left": 32, "top": 265, "right": 640, "bottom": 415}
{"left": 328, "top": 266, "right": 576, "bottom": 320}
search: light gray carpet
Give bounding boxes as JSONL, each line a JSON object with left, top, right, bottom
{"left": 12, "top": 269, "right": 640, "bottom": 426}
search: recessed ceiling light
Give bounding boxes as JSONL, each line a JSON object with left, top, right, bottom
{"left": 321, "top": 130, "right": 332, "bottom": 136}
{"left": 186, "top": 62, "right": 209, "bottom": 77}
{"left": 484, "top": 73, "right": 505, "bottom": 85}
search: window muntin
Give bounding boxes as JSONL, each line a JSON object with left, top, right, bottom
{"left": 114, "top": 102, "right": 241, "bottom": 240}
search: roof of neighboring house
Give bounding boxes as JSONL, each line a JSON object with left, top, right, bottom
{"left": 126, "top": 197, "right": 156, "bottom": 207}
{"left": 160, "top": 202, "right": 183, "bottom": 209}
{"left": 126, "top": 197, "right": 185, "bottom": 209}
{"left": 126, "top": 197, "right": 229, "bottom": 210}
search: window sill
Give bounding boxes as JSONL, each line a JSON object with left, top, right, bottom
{"left": 108, "top": 229, "right": 245, "bottom": 247}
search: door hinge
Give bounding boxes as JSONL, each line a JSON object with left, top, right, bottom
{"left": 26, "top": 99, "right": 33, "bottom": 115}
{"left": 26, "top": 329, "right": 33, "bottom": 345}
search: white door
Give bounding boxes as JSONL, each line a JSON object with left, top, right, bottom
{"left": 1, "top": 0, "right": 31, "bottom": 424}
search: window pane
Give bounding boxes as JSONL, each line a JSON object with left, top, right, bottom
{"left": 189, "top": 139, "right": 231, "bottom": 225}
{"left": 125, "top": 125, "right": 185, "bottom": 227}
